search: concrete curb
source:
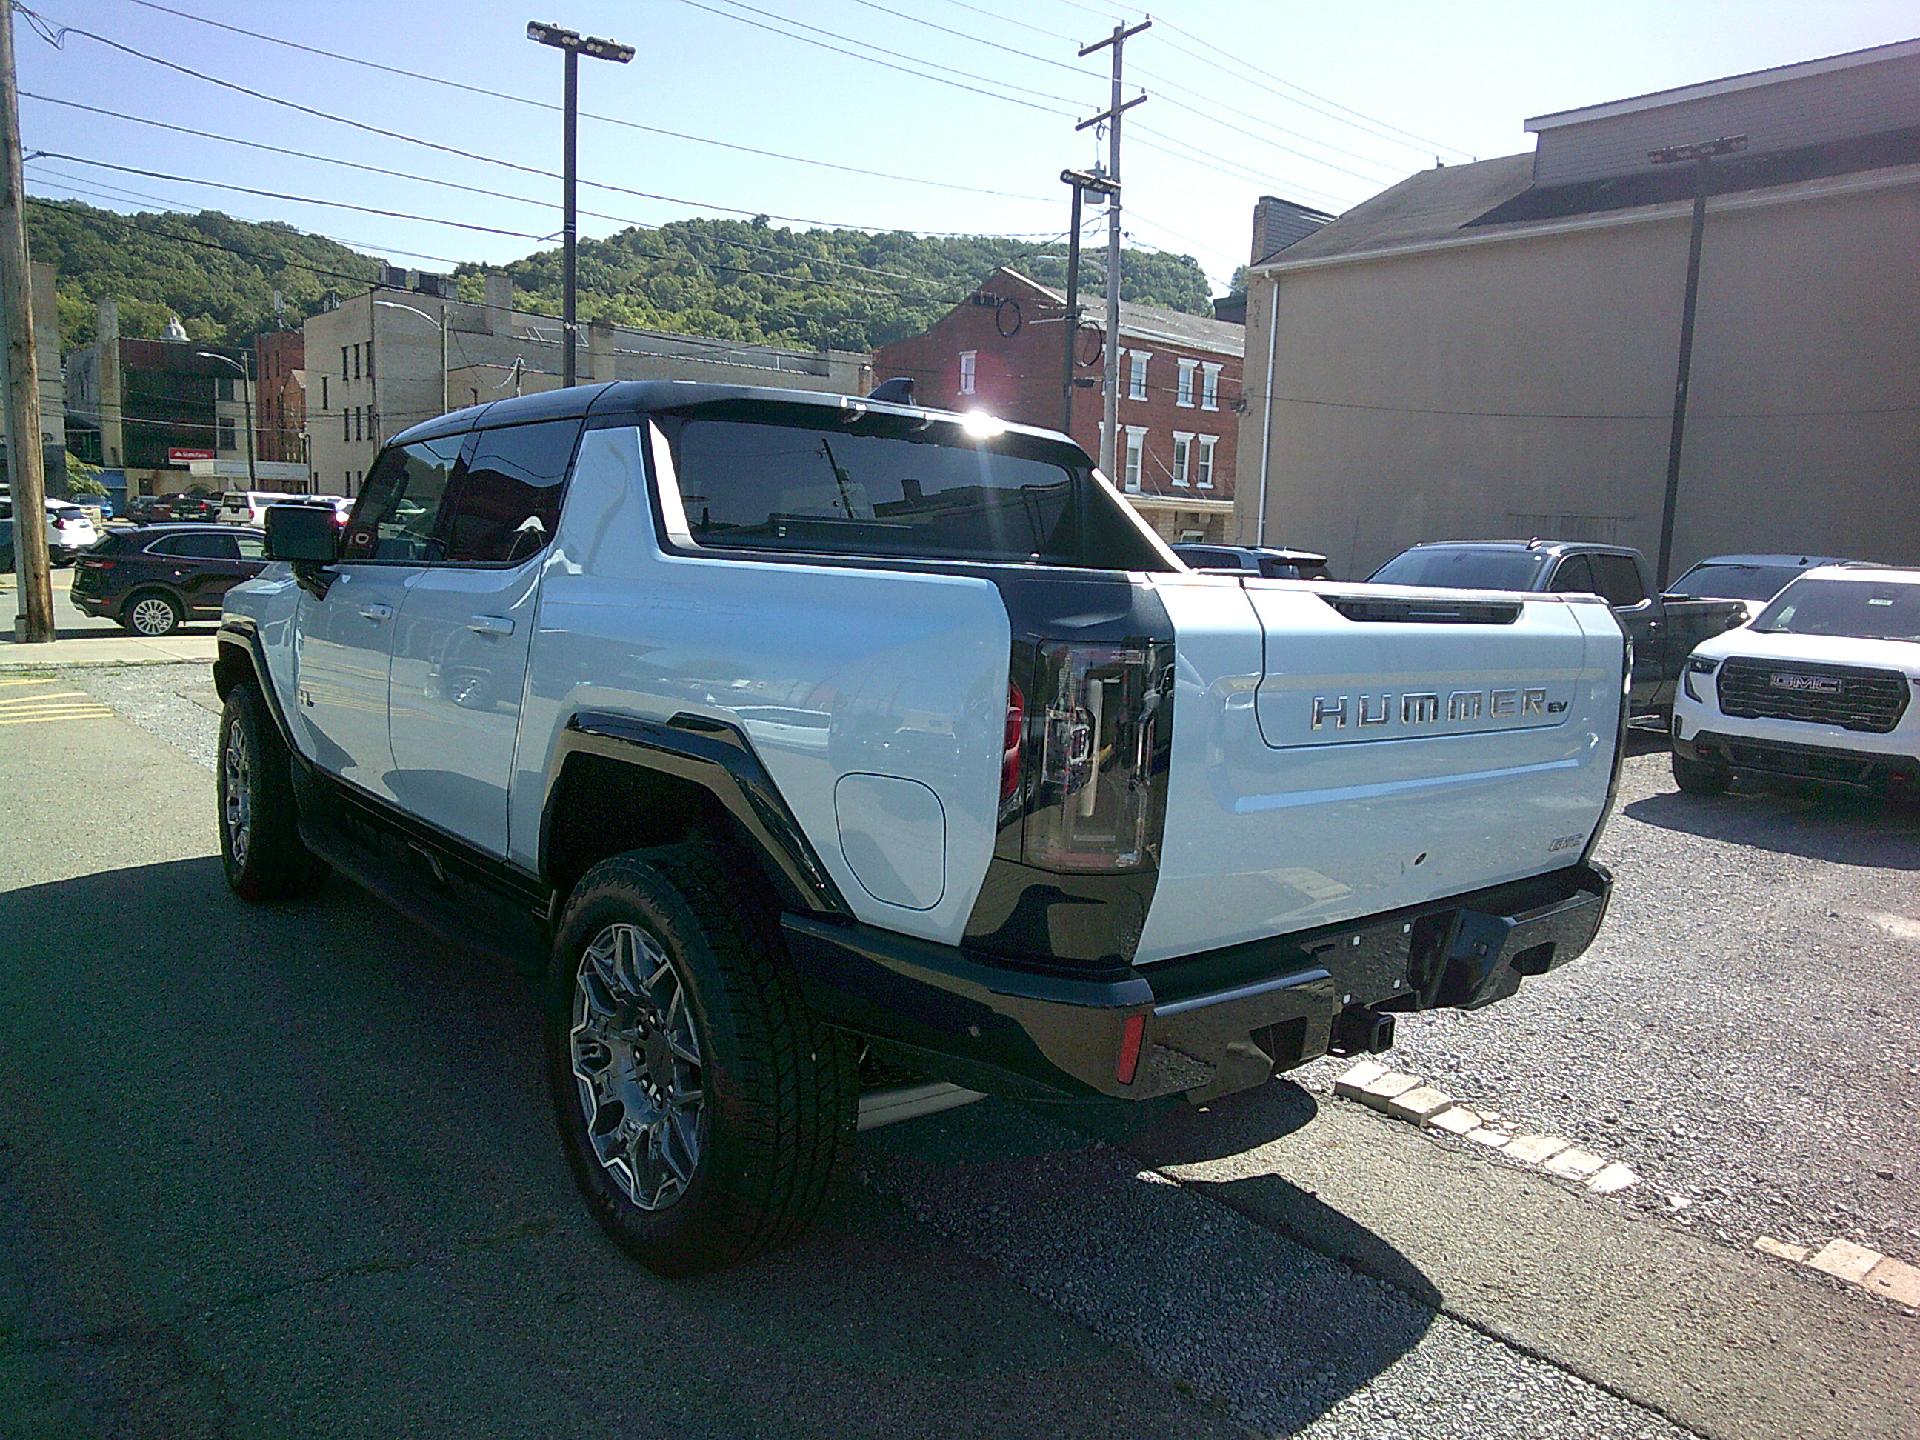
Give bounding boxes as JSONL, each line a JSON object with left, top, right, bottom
{"left": 1755, "top": 1234, "right": 1920, "bottom": 1310}
{"left": 1333, "top": 1060, "right": 1641, "bottom": 1199}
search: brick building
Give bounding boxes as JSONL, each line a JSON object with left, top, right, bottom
{"left": 873, "top": 267, "right": 1245, "bottom": 542}
{"left": 254, "top": 329, "right": 306, "bottom": 465}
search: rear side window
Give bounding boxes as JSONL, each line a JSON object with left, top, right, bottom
{"left": 344, "top": 435, "right": 464, "bottom": 562}
{"left": 442, "top": 419, "right": 580, "bottom": 564}
{"left": 148, "top": 532, "right": 240, "bottom": 560}
{"left": 235, "top": 533, "right": 266, "bottom": 561}
{"left": 661, "top": 404, "right": 1167, "bottom": 569}
{"left": 1589, "top": 553, "right": 1647, "bottom": 607}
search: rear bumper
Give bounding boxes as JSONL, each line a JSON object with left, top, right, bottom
{"left": 784, "top": 861, "right": 1611, "bottom": 1103}
{"left": 1677, "top": 728, "right": 1920, "bottom": 793}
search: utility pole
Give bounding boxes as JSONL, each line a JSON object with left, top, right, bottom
{"left": 1649, "top": 133, "right": 1746, "bottom": 588}
{"left": 1057, "top": 169, "right": 1120, "bottom": 435}
{"left": 527, "top": 21, "right": 633, "bottom": 387}
{"left": 1, "top": 5, "right": 54, "bottom": 642}
{"left": 1077, "top": 18, "right": 1148, "bottom": 480}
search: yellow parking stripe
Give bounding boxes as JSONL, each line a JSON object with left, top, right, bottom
{"left": 0, "top": 706, "right": 115, "bottom": 724}
{"left": 0, "top": 691, "right": 89, "bottom": 706}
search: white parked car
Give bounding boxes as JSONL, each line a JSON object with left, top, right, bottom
{"left": 222, "top": 491, "right": 348, "bottom": 528}
{"left": 1671, "top": 565, "right": 1920, "bottom": 797}
{"left": 0, "top": 494, "right": 98, "bottom": 565}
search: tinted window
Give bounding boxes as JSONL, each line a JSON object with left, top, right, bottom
{"left": 1370, "top": 548, "right": 1548, "bottom": 590}
{"left": 1588, "top": 553, "right": 1647, "bottom": 607}
{"left": 672, "top": 413, "right": 1096, "bottom": 564}
{"left": 235, "top": 533, "right": 266, "bottom": 561}
{"left": 1670, "top": 562, "right": 1805, "bottom": 601}
{"left": 1549, "top": 554, "right": 1597, "bottom": 594}
{"left": 343, "top": 434, "right": 464, "bottom": 563}
{"left": 442, "top": 419, "right": 580, "bottom": 564}
{"left": 149, "top": 531, "right": 240, "bottom": 560}
{"left": 1753, "top": 578, "right": 1920, "bottom": 641}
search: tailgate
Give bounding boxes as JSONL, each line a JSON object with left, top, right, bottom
{"left": 1133, "top": 576, "right": 1624, "bottom": 964}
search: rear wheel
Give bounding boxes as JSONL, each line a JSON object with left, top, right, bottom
{"left": 218, "top": 682, "right": 327, "bottom": 901}
{"left": 124, "top": 589, "right": 182, "bottom": 637}
{"left": 545, "top": 843, "right": 855, "bottom": 1276}
{"left": 1672, "top": 750, "right": 1732, "bottom": 796}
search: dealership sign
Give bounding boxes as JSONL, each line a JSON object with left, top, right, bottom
{"left": 167, "top": 447, "right": 216, "bottom": 463}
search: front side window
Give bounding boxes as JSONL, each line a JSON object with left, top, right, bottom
{"left": 342, "top": 433, "right": 465, "bottom": 563}
{"left": 1176, "top": 359, "right": 1196, "bottom": 407}
{"left": 1171, "top": 432, "right": 1192, "bottom": 487}
{"left": 663, "top": 403, "right": 1165, "bottom": 569}
{"left": 1589, "top": 553, "right": 1647, "bottom": 608}
{"left": 1123, "top": 427, "right": 1145, "bottom": 492}
{"left": 1127, "top": 351, "right": 1150, "bottom": 401}
{"left": 441, "top": 419, "right": 580, "bottom": 564}
{"left": 958, "top": 350, "right": 976, "bottom": 396}
{"left": 1197, "top": 435, "right": 1217, "bottom": 488}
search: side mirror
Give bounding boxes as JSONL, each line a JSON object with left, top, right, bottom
{"left": 265, "top": 503, "right": 340, "bottom": 563}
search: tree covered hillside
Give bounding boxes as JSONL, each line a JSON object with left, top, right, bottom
{"left": 26, "top": 199, "right": 1218, "bottom": 355}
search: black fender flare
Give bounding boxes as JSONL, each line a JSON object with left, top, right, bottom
{"left": 214, "top": 619, "right": 300, "bottom": 752}
{"left": 541, "top": 710, "right": 851, "bottom": 918}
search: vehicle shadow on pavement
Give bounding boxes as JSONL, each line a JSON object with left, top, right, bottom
{"left": 0, "top": 857, "right": 1243, "bottom": 1440}
{"left": 1623, "top": 786, "right": 1920, "bottom": 868}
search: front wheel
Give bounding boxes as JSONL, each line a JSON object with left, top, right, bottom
{"left": 218, "top": 682, "right": 327, "bottom": 901}
{"left": 545, "top": 843, "right": 855, "bottom": 1276}
{"left": 1672, "top": 750, "right": 1732, "bottom": 796}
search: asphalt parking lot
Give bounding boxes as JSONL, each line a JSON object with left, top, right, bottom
{"left": 3, "top": 667, "right": 1917, "bottom": 1438}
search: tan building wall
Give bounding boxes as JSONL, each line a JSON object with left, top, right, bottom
{"left": 1236, "top": 171, "right": 1920, "bottom": 578}
{"left": 307, "top": 284, "right": 870, "bottom": 496}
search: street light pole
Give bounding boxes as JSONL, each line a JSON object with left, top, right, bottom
{"left": 197, "top": 350, "right": 256, "bottom": 491}
{"left": 1057, "top": 169, "right": 1120, "bottom": 435}
{"left": 527, "top": 20, "right": 633, "bottom": 388}
{"left": 374, "top": 298, "right": 449, "bottom": 417}
{"left": 1649, "top": 133, "right": 1746, "bottom": 588}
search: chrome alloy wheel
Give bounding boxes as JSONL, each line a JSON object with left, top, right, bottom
{"left": 222, "top": 717, "right": 252, "bottom": 865}
{"left": 129, "top": 596, "right": 176, "bottom": 635}
{"left": 570, "top": 922, "right": 706, "bottom": 1210}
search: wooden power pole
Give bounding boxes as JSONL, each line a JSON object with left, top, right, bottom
{"left": 0, "top": 5, "right": 54, "bottom": 642}
{"left": 1077, "top": 18, "right": 1148, "bottom": 482}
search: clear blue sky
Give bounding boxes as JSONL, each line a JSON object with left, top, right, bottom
{"left": 16, "top": 0, "right": 1918, "bottom": 296}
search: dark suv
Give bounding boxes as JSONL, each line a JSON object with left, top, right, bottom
{"left": 71, "top": 524, "right": 267, "bottom": 636}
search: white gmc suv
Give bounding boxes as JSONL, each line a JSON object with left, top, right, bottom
{"left": 213, "top": 381, "right": 1627, "bottom": 1274}
{"left": 1672, "top": 564, "right": 1920, "bottom": 798}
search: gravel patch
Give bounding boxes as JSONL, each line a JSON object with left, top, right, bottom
{"left": 1301, "top": 742, "right": 1920, "bottom": 1261}
{"left": 77, "top": 664, "right": 222, "bottom": 773}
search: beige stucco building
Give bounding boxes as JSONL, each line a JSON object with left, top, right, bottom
{"left": 307, "top": 272, "right": 870, "bottom": 496}
{"left": 1236, "top": 40, "right": 1920, "bottom": 580}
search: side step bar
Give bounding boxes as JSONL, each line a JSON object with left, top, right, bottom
{"left": 857, "top": 1081, "right": 986, "bottom": 1132}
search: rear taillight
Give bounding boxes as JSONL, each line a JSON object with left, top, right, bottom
{"left": 80, "top": 558, "right": 113, "bottom": 570}
{"left": 1023, "top": 641, "right": 1169, "bottom": 872}
{"left": 1001, "top": 681, "right": 1024, "bottom": 801}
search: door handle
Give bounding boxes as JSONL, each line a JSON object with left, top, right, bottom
{"left": 467, "top": 614, "right": 515, "bottom": 637}
{"left": 359, "top": 603, "right": 394, "bottom": 623}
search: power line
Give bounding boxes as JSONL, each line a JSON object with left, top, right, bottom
{"left": 112, "top": 0, "right": 1055, "bottom": 206}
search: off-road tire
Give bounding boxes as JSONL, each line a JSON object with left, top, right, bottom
{"left": 546, "top": 843, "right": 856, "bottom": 1276}
{"left": 1671, "top": 750, "right": 1732, "bottom": 796}
{"left": 218, "top": 681, "right": 328, "bottom": 901}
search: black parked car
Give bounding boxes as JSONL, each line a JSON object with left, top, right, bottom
{"left": 70, "top": 524, "right": 267, "bottom": 636}
{"left": 1173, "top": 542, "right": 1334, "bottom": 581}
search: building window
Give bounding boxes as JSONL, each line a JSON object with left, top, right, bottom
{"left": 343, "top": 409, "right": 351, "bottom": 442}
{"left": 957, "top": 350, "right": 976, "bottom": 396}
{"left": 321, "top": 375, "right": 328, "bottom": 410}
{"left": 1196, "top": 435, "right": 1217, "bottom": 489}
{"left": 1122, "top": 426, "right": 1146, "bottom": 493}
{"left": 341, "top": 345, "right": 349, "bottom": 380}
{"left": 365, "top": 343, "right": 373, "bottom": 379}
{"left": 353, "top": 344, "right": 362, "bottom": 380}
{"left": 1201, "top": 363, "right": 1221, "bottom": 411}
{"left": 1171, "top": 431, "right": 1193, "bottom": 487}
{"left": 1127, "top": 351, "right": 1150, "bottom": 401}
{"left": 217, "top": 418, "right": 237, "bottom": 452}
{"left": 1176, "top": 358, "right": 1197, "bottom": 408}
{"left": 216, "top": 375, "right": 235, "bottom": 402}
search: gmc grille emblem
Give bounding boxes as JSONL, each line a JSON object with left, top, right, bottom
{"left": 1311, "top": 686, "right": 1549, "bottom": 731}
{"left": 1769, "top": 673, "right": 1840, "bottom": 694}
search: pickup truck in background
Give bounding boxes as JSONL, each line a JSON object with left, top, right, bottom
{"left": 1667, "top": 553, "right": 1854, "bottom": 621}
{"left": 214, "top": 383, "right": 1628, "bottom": 1275}
{"left": 1370, "top": 540, "right": 1747, "bottom": 718}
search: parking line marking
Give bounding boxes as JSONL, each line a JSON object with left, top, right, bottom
{"left": 0, "top": 708, "right": 116, "bottom": 725}
{"left": 0, "top": 691, "right": 89, "bottom": 705}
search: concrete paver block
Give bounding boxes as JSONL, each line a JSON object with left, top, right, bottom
{"left": 1357, "top": 1071, "right": 1422, "bottom": 1111}
{"left": 1503, "top": 1134, "right": 1571, "bottom": 1166}
{"left": 1386, "top": 1085, "right": 1453, "bottom": 1124}
{"left": 1585, "top": 1161, "right": 1640, "bottom": 1195}
{"left": 1862, "top": 1257, "right": 1920, "bottom": 1308}
{"left": 1428, "top": 1106, "right": 1480, "bottom": 1136}
{"left": 1543, "top": 1148, "right": 1606, "bottom": 1181}
{"left": 1464, "top": 1127, "right": 1510, "bottom": 1148}
{"left": 1808, "top": 1239, "right": 1883, "bottom": 1285}
{"left": 1753, "top": 1236, "right": 1811, "bottom": 1264}
{"left": 1332, "top": 1060, "right": 1389, "bottom": 1099}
